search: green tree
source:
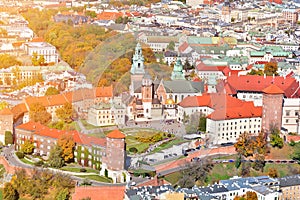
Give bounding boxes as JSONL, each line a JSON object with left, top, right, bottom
{"left": 198, "top": 116, "right": 206, "bottom": 132}
{"left": 85, "top": 11, "right": 97, "bottom": 18}
{"left": 48, "top": 144, "right": 65, "bottom": 168}
{"left": 3, "top": 182, "right": 19, "bottom": 200}
{"left": 269, "top": 126, "right": 283, "bottom": 148}
{"left": 55, "top": 102, "right": 73, "bottom": 123}
{"left": 29, "top": 102, "right": 52, "bottom": 125}
{"left": 21, "top": 140, "right": 34, "bottom": 154}
{"left": 291, "top": 143, "right": 300, "bottom": 163}
{"left": 57, "top": 134, "right": 75, "bottom": 162}
{"left": 45, "top": 87, "right": 59, "bottom": 96}
{"left": 166, "top": 41, "right": 175, "bottom": 51}
{"left": 264, "top": 62, "right": 278, "bottom": 76}
{"left": 252, "top": 153, "right": 265, "bottom": 172}
{"left": 5, "top": 131, "right": 13, "bottom": 145}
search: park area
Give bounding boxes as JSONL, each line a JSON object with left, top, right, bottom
{"left": 124, "top": 128, "right": 173, "bottom": 154}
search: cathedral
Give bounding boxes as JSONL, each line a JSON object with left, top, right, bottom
{"left": 127, "top": 43, "right": 204, "bottom": 121}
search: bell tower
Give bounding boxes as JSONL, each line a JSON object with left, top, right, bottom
{"left": 141, "top": 72, "right": 152, "bottom": 118}
{"left": 130, "top": 43, "right": 145, "bottom": 82}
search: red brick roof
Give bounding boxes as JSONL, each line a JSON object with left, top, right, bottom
{"left": 107, "top": 129, "right": 125, "bottom": 139}
{"left": 11, "top": 103, "right": 27, "bottom": 120}
{"left": 263, "top": 84, "right": 284, "bottom": 94}
{"left": 97, "top": 12, "right": 124, "bottom": 20}
{"left": 286, "top": 135, "right": 300, "bottom": 143}
{"left": 71, "top": 185, "right": 125, "bottom": 200}
{"left": 24, "top": 87, "right": 113, "bottom": 108}
{"left": 220, "top": 75, "right": 300, "bottom": 98}
{"left": 207, "top": 101, "right": 262, "bottom": 120}
{"left": 196, "top": 63, "right": 227, "bottom": 72}
{"left": 16, "top": 121, "right": 106, "bottom": 147}
{"left": 178, "top": 93, "right": 244, "bottom": 109}
{"left": 178, "top": 42, "right": 189, "bottom": 53}
{"left": 0, "top": 108, "right": 13, "bottom": 115}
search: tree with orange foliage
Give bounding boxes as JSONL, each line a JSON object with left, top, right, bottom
{"left": 57, "top": 134, "right": 75, "bottom": 162}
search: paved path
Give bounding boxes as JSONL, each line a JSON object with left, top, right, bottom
{"left": 154, "top": 146, "right": 236, "bottom": 174}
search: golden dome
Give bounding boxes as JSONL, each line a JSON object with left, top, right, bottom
{"left": 165, "top": 98, "right": 175, "bottom": 105}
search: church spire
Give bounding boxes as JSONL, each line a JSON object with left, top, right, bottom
{"left": 171, "top": 57, "right": 185, "bottom": 80}
{"left": 130, "top": 43, "right": 145, "bottom": 75}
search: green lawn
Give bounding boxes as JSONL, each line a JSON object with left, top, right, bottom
{"left": 20, "top": 157, "right": 34, "bottom": 165}
{"left": 164, "top": 171, "right": 181, "bottom": 185}
{"left": 165, "top": 162, "right": 300, "bottom": 187}
{"left": 151, "top": 139, "right": 186, "bottom": 154}
{"left": 76, "top": 175, "right": 112, "bottom": 183}
{"left": 60, "top": 166, "right": 99, "bottom": 174}
{"left": 81, "top": 120, "right": 101, "bottom": 130}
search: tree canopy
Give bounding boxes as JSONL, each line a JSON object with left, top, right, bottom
{"left": 29, "top": 102, "right": 52, "bottom": 125}
{"left": 21, "top": 140, "right": 34, "bottom": 154}
{"left": 45, "top": 87, "right": 59, "bottom": 96}
{"left": 0, "top": 54, "right": 22, "bottom": 68}
{"left": 264, "top": 62, "right": 278, "bottom": 76}
{"left": 57, "top": 134, "right": 75, "bottom": 162}
{"left": 48, "top": 144, "right": 65, "bottom": 168}
{"left": 55, "top": 102, "right": 73, "bottom": 123}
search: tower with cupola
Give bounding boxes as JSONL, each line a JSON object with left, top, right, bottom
{"left": 171, "top": 58, "right": 185, "bottom": 81}
{"left": 130, "top": 43, "right": 145, "bottom": 82}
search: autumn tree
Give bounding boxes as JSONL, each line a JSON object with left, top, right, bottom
{"left": 234, "top": 132, "right": 254, "bottom": 157}
{"left": 55, "top": 102, "right": 73, "bottom": 123}
{"left": 48, "top": 144, "right": 65, "bottom": 168}
{"left": 3, "top": 182, "right": 19, "bottom": 200}
{"left": 21, "top": 140, "right": 34, "bottom": 154}
{"left": 254, "top": 132, "right": 268, "bottom": 155}
{"left": 0, "top": 54, "right": 22, "bottom": 69}
{"left": 264, "top": 62, "right": 278, "bottom": 76}
{"left": 57, "top": 134, "right": 75, "bottom": 162}
{"left": 268, "top": 167, "right": 279, "bottom": 178}
{"left": 234, "top": 191, "right": 258, "bottom": 200}
{"left": 0, "top": 100, "right": 9, "bottom": 110}
{"left": 45, "top": 87, "right": 59, "bottom": 96}
{"left": 29, "top": 102, "right": 52, "bottom": 125}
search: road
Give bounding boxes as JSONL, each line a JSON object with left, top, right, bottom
{"left": 0, "top": 146, "right": 124, "bottom": 186}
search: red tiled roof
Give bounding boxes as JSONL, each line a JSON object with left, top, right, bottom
{"left": 97, "top": 12, "right": 124, "bottom": 20}
{"left": 196, "top": 63, "right": 227, "bottom": 72}
{"left": 219, "top": 75, "right": 300, "bottom": 98}
{"left": 178, "top": 42, "right": 189, "bottom": 53}
{"left": 24, "top": 87, "right": 113, "bottom": 108}
{"left": 11, "top": 103, "right": 28, "bottom": 120}
{"left": 107, "top": 129, "right": 125, "bottom": 139}
{"left": 207, "top": 101, "right": 262, "bottom": 120}
{"left": 71, "top": 185, "right": 125, "bottom": 200}
{"left": 31, "top": 37, "right": 44, "bottom": 42}
{"left": 286, "top": 135, "right": 300, "bottom": 143}
{"left": 16, "top": 121, "right": 106, "bottom": 147}
{"left": 178, "top": 93, "right": 244, "bottom": 109}
{"left": 0, "top": 108, "right": 13, "bottom": 115}
{"left": 263, "top": 84, "right": 284, "bottom": 94}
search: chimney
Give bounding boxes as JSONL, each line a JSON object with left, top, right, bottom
{"left": 264, "top": 73, "right": 266, "bottom": 79}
